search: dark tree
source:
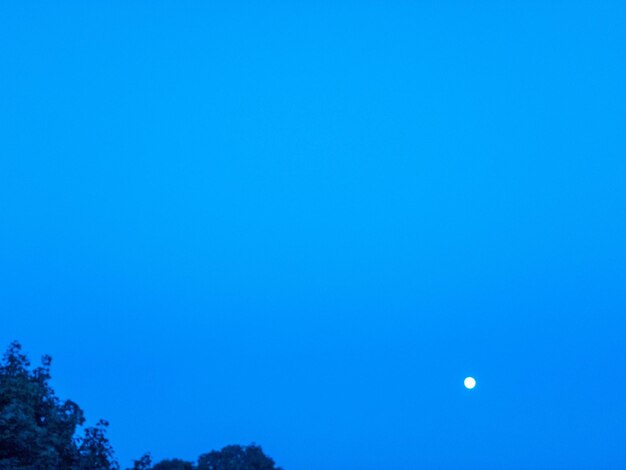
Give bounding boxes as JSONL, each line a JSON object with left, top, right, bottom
{"left": 152, "top": 458, "right": 194, "bottom": 470}
{"left": 2, "top": 342, "right": 283, "bottom": 470}
{"left": 130, "top": 453, "right": 153, "bottom": 470}
{"left": 198, "top": 444, "right": 281, "bottom": 470}
{"left": 77, "top": 419, "right": 119, "bottom": 470}
{"left": 0, "top": 341, "right": 118, "bottom": 469}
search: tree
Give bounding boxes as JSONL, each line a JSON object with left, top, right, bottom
{"left": 77, "top": 419, "right": 119, "bottom": 470}
{"left": 152, "top": 458, "right": 194, "bottom": 470}
{"left": 198, "top": 444, "right": 282, "bottom": 470}
{"left": 0, "top": 341, "right": 118, "bottom": 469}
{"left": 130, "top": 453, "right": 153, "bottom": 470}
{"left": 2, "top": 342, "right": 284, "bottom": 470}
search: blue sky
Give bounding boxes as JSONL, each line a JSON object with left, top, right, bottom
{"left": 1, "top": 2, "right": 626, "bottom": 468}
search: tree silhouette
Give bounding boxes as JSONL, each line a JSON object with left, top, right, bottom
{"left": 130, "top": 453, "right": 153, "bottom": 470}
{"left": 0, "top": 341, "right": 118, "bottom": 469}
{"left": 1, "top": 342, "right": 283, "bottom": 470}
{"left": 77, "top": 419, "right": 118, "bottom": 469}
{"left": 198, "top": 444, "right": 281, "bottom": 470}
{"left": 152, "top": 458, "right": 194, "bottom": 470}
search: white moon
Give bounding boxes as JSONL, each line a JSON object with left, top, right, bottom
{"left": 464, "top": 377, "right": 476, "bottom": 389}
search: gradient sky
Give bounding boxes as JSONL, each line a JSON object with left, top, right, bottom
{"left": 1, "top": 2, "right": 626, "bottom": 469}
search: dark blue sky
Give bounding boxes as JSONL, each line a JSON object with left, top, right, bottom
{"left": 2, "top": 2, "right": 626, "bottom": 468}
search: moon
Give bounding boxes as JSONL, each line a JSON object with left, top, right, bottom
{"left": 464, "top": 377, "right": 476, "bottom": 389}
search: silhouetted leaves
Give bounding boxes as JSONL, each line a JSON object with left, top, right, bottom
{"left": 0, "top": 341, "right": 118, "bottom": 469}
{"left": 131, "top": 453, "right": 153, "bottom": 470}
{"left": 198, "top": 444, "right": 281, "bottom": 470}
{"left": 78, "top": 419, "right": 119, "bottom": 469}
{"left": 152, "top": 458, "right": 194, "bottom": 470}
{"left": 1, "top": 342, "right": 283, "bottom": 470}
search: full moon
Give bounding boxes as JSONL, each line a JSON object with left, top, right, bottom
{"left": 464, "top": 377, "right": 476, "bottom": 389}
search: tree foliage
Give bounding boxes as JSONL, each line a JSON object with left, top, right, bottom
{"left": 0, "top": 342, "right": 283, "bottom": 470}
{"left": 152, "top": 458, "right": 195, "bottom": 470}
{"left": 130, "top": 453, "right": 153, "bottom": 470}
{"left": 197, "top": 445, "right": 281, "bottom": 470}
{"left": 135, "top": 445, "right": 281, "bottom": 470}
{"left": 0, "top": 341, "right": 118, "bottom": 469}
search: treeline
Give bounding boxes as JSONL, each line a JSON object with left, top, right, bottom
{"left": 0, "top": 342, "right": 281, "bottom": 470}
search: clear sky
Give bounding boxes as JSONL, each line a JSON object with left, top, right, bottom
{"left": 1, "top": 2, "right": 626, "bottom": 469}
